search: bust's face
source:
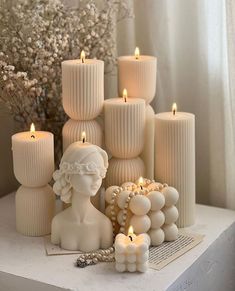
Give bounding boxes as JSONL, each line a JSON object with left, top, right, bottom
{"left": 70, "top": 153, "right": 104, "bottom": 197}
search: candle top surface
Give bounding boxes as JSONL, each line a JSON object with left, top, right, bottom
{"left": 62, "top": 59, "right": 103, "bottom": 66}
{"left": 155, "top": 112, "right": 195, "bottom": 121}
{"left": 118, "top": 55, "right": 156, "bottom": 62}
{"left": 105, "top": 97, "right": 145, "bottom": 105}
{"left": 12, "top": 131, "right": 53, "bottom": 142}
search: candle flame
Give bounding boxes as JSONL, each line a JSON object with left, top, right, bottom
{"left": 80, "top": 50, "right": 85, "bottom": 63}
{"left": 135, "top": 47, "right": 140, "bottom": 60}
{"left": 123, "top": 88, "right": 127, "bottom": 102}
{"left": 81, "top": 131, "right": 86, "bottom": 143}
{"left": 172, "top": 103, "right": 177, "bottom": 115}
{"left": 30, "top": 123, "right": 35, "bottom": 139}
{"left": 128, "top": 225, "right": 134, "bottom": 236}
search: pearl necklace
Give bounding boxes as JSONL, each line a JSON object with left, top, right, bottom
{"left": 76, "top": 178, "right": 168, "bottom": 268}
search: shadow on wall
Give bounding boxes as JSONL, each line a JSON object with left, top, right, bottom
{"left": 0, "top": 103, "right": 18, "bottom": 197}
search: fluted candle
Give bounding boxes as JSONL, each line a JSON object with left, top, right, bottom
{"left": 62, "top": 59, "right": 104, "bottom": 120}
{"left": 154, "top": 107, "right": 195, "bottom": 227}
{"left": 12, "top": 126, "right": 55, "bottom": 236}
{"left": 104, "top": 97, "right": 145, "bottom": 159}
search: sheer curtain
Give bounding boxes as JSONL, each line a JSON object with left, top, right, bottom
{"left": 111, "top": 0, "right": 235, "bottom": 209}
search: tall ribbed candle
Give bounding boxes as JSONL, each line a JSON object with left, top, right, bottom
{"left": 62, "top": 59, "right": 104, "bottom": 120}
{"left": 104, "top": 98, "right": 145, "bottom": 159}
{"left": 12, "top": 126, "right": 55, "bottom": 236}
{"left": 104, "top": 96, "right": 145, "bottom": 187}
{"left": 118, "top": 49, "right": 157, "bottom": 179}
{"left": 61, "top": 53, "right": 104, "bottom": 162}
{"left": 154, "top": 108, "right": 195, "bottom": 227}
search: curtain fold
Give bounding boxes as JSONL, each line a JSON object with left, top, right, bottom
{"left": 114, "top": 0, "right": 235, "bottom": 209}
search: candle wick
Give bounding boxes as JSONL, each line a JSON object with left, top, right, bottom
{"left": 129, "top": 236, "right": 133, "bottom": 241}
{"left": 124, "top": 97, "right": 127, "bottom": 103}
{"left": 82, "top": 58, "right": 85, "bottom": 64}
{"left": 173, "top": 109, "right": 176, "bottom": 116}
{"left": 82, "top": 138, "right": 85, "bottom": 143}
{"left": 31, "top": 134, "right": 35, "bottom": 139}
{"left": 140, "top": 185, "right": 143, "bottom": 190}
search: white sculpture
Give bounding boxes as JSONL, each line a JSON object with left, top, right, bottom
{"left": 51, "top": 141, "right": 113, "bottom": 252}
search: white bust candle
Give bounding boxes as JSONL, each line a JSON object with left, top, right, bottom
{"left": 155, "top": 104, "right": 195, "bottom": 227}
{"left": 118, "top": 48, "right": 157, "bottom": 104}
{"left": 62, "top": 51, "right": 104, "bottom": 120}
{"left": 114, "top": 226, "right": 150, "bottom": 273}
{"left": 51, "top": 141, "right": 113, "bottom": 252}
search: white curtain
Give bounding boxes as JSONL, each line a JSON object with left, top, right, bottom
{"left": 108, "top": 0, "right": 235, "bottom": 209}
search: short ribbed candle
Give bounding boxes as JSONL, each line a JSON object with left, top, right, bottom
{"left": 62, "top": 59, "right": 104, "bottom": 120}
{"left": 62, "top": 119, "right": 103, "bottom": 152}
{"left": 12, "top": 131, "right": 54, "bottom": 187}
{"left": 140, "top": 105, "right": 155, "bottom": 179}
{"left": 105, "top": 157, "right": 145, "bottom": 187}
{"left": 15, "top": 185, "right": 55, "bottom": 236}
{"left": 154, "top": 112, "right": 195, "bottom": 227}
{"left": 104, "top": 98, "right": 145, "bottom": 159}
{"left": 118, "top": 55, "right": 157, "bottom": 104}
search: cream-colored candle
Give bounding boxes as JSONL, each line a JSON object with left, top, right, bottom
{"left": 114, "top": 227, "right": 150, "bottom": 273}
{"left": 118, "top": 48, "right": 157, "bottom": 103}
{"left": 104, "top": 95, "right": 145, "bottom": 159}
{"left": 12, "top": 124, "right": 55, "bottom": 236}
{"left": 62, "top": 51, "right": 104, "bottom": 120}
{"left": 154, "top": 104, "right": 195, "bottom": 227}
{"left": 118, "top": 48, "right": 156, "bottom": 179}
{"left": 12, "top": 124, "right": 54, "bottom": 187}
{"left": 62, "top": 119, "right": 102, "bottom": 152}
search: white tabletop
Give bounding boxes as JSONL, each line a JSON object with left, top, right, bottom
{"left": 0, "top": 193, "right": 235, "bottom": 291}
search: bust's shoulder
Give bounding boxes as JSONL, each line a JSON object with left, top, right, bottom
{"left": 52, "top": 207, "right": 72, "bottom": 225}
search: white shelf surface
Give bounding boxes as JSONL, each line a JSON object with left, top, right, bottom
{"left": 0, "top": 193, "right": 235, "bottom": 291}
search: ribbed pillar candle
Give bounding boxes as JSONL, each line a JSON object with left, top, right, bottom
{"left": 118, "top": 50, "right": 157, "bottom": 179}
{"left": 12, "top": 127, "right": 55, "bottom": 236}
{"left": 62, "top": 59, "right": 104, "bottom": 120}
{"left": 16, "top": 185, "right": 55, "bottom": 236}
{"left": 154, "top": 111, "right": 195, "bottom": 227}
{"left": 118, "top": 55, "right": 157, "bottom": 103}
{"left": 104, "top": 98, "right": 145, "bottom": 159}
{"left": 62, "top": 119, "right": 103, "bottom": 151}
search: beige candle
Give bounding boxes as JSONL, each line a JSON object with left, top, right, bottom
{"left": 62, "top": 51, "right": 104, "bottom": 120}
{"left": 104, "top": 95, "right": 145, "bottom": 159}
{"left": 154, "top": 104, "right": 195, "bottom": 227}
{"left": 12, "top": 123, "right": 55, "bottom": 236}
{"left": 12, "top": 124, "right": 54, "bottom": 187}
{"left": 118, "top": 48, "right": 157, "bottom": 103}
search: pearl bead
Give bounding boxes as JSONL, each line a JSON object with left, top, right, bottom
{"left": 162, "top": 223, "right": 178, "bottom": 241}
{"left": 147, "top": 191, "right": 165, "bottom": 211}
{"left": 147, "top": 182, "right": 162, "bottom": 191}
{"left": 130, "top": 215, "right": 151, "bottom": 234}
{"left": 163, "top": 206, "right": 179, "bottom": 224}
{"left": 93, "top": 258, "right": 98, "bottom": 263}
{"left": 105, "top": 204, "right": 119, "bottom": 218}
{"left": 148, "top": 228, "right": 165, "bottom": 246}
{"left": 129, "top": 195, "right": 151, "bottom": 216}
{"left": 117, "top": 190, "right": 131, "bottom": 209}
{"left": 121, "top": 182, "right": 135, "bottom": 190}
{"left": 105, "top": 186, "right": 119, "bottom": 203}
{"left": 162, "top": 186, "right": 179, "bottom": 206}
{"left": 149, "top": 210, "right": 165, "bottom": 229}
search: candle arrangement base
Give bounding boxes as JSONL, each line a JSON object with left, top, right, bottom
{"left": 105, "top": 157, "right": 145, "bottom": 188}
{"left": 62, "top": 119, "right": 102, "bottom": 152}
{"left": 15, "top": 184, "right": 55, "bottom": 236}
{"left": 105, "top": 179, "right": 179, "bottom": 246}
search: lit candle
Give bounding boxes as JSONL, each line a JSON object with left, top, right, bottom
{"left": 114, "top": 226, "right": 150, "bottom": 273}
{"left": 62, "top": 51, "right": 104, "bottom": 120}
{"left": 118, "top": 48, "right": 157, "bottom": 180}
{"left": 123, "top": 88, "right": 127, "bottom": 103}
{"left": 12, "top": 124, "right": 55, "bottom": 236}
{"left": 81, "top": 131, "right": 86, "bottom": 143}
{"left": 155, "top": 104, "right": 195, "bottom": 227}
{"left": 104, "top": 95, "right": 145, "bottom": 187}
